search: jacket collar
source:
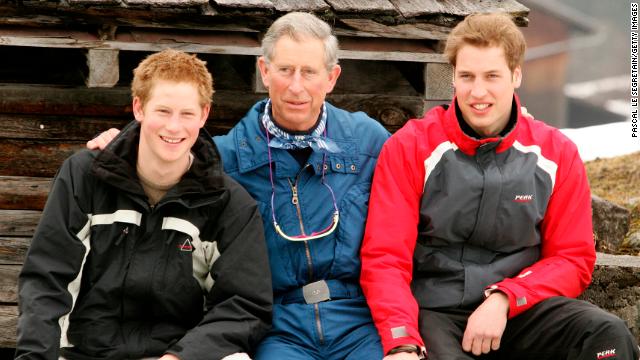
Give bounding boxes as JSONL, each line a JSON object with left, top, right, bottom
{"left": 91, "top": 120, "right": 226, "bottom": 207}
{"left": 443, "top": 94, "right": 522, "bottom": 156}
{"left": 235, "top": 99, "right": 358, "bottom": 178}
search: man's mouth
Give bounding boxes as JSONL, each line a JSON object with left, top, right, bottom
{"left": 471, "top": 103, "right": 491, "bottom": 110}
{"left": 161, "top": 136, "right": 183, "bottom": 144}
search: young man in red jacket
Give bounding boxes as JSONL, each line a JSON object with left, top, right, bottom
{"left": 361, "top": 12, "right": 639, "bottom": 360}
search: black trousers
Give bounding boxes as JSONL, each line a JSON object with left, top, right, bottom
{"left": 419, "top": 297, "right": 639, "bottom": 360}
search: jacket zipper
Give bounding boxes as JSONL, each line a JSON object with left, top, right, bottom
{"left": 287, "top": 174, "right": 314, "bottom": 281}
{"left": 287, "top": 166, "right": 324, "bottom": 344}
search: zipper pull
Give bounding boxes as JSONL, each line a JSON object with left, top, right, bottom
{"left": 115, "top": 226, "right": 129, "bottom": 246}
{"left": 291, "top": 184, "right": 299, "bottom": 205}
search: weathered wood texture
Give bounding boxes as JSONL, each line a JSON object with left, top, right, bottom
{"left": 340, "top": 19, "right": 450, "bottom": 40}
{"left": 0, "top": 265, "right": 19, "bottom": 303}
{"left": 0, "top": 305, "right": 18, "bottom": 348}
{"left": 0, "top": 140, "right": 84, "bottom": 178}
{"left": 424, "top": 62, "right": 453, "bottom": 100}
{"left": 388, "top": 0, "right": 529, "bottom": 19}
{"left": 86, "top": 49, "right": 119, "bottom": 88}
{"left": 0, "top": 177, "right": 51, "bottom": 211}
{"left": 212, "top": 0, "right": 275, "bottom": 9}
{"left": 0, "top": 237, "right": 30, "bottom": 265}
{"left": 270, "top": 0, "right": 330, "bottom": 12}
{"left": 0, "top": 210, "right": 41, "bottom": 238}
{"left": 325, "top": 0, "right": 395, "bottom": 13}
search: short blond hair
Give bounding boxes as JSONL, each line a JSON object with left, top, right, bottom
{"left": 131, "top": 49, "right": 214, "bottom": 107}
{"left": 444, "top": 13, "right": 526, "bottom": 72}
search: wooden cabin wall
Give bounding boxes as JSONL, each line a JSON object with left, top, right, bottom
{"left": 0, "top": 46, "right": 428, "bottom": 178}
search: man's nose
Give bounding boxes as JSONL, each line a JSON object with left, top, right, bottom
{"left": 288, "top": 70, "right": 304, "bottom": 93}
{"left": 470, "top": 79, "right": 488, "bottom": 98}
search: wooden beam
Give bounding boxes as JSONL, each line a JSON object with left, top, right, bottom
{"left": 0, "top": 84, "right": 265, "bottom": 119}
{"left": 123, "top": 0, "right": 209, "bottom": 6}
{"left": 0, "top": 305, "right": 18, "bottom": 348}
{"left": 270, "top": 0, "right": 330, "bottom": 12}
{"left": 0, "top": 140, "right": 84, "bottom": 178}
{"left": 388, "top": 0, "right": 529, "bottom": 19}
{"left": 0, "top": 237, "right": 30, "bottom": 265}
{"left": 325, "top": 0, "right": 396, "bottom": 14}
{"left": 0, "top": 114, "right": 131, "bottom": 141}
{"left": 340, "top": 19, "right": 450, "bottom": 40}
{"left": 86, "top": 49, "right": 120, "bottom": 88}
{"left": 0, "top": 176, "right": 51, "bottom": 211}
{"left": 0, "top": 210, "right": 42, "bottom": 238}
{"left": 0, "top": 25, "right": 446, "bottom": 62}
{"left": 0, "top": 265, "right": 19, "bottom": 303}
{"left": 212, "top": 0, "right": 275, "bottom": 9}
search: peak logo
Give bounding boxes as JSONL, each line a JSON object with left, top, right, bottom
{"left": 514, "top": 194, "right": 533, "bottom": 203}
{"left": 178, "top": 238, "right": 193, "bottom": 252}
{"left": 597, "top": 349, "right": 616, "bottom": 359}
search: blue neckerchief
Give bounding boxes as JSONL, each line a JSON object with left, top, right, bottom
{"left": 261, "top": 99, "right": 341, "bottom": 153}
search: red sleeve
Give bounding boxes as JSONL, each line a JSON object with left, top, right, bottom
{"left": 490, "top": 137, "right": 595, "bottom": 318}
{"left": 360, "top": 126, "right": 426, "bottom": 353}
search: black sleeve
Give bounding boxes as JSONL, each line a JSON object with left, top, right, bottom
{"left": 15, "top": 154, "right": 93, "bottom": 360}
{"left": 169, "top": 176, "right": 272, "bottom": 360}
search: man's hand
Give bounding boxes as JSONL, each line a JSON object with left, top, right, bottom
{"left": 159, "top": 354, "right": 180, "bottom": 360}
{"left": 86, "top": 128, "right": 121, "bottom": 150}
{"left": 461, "top": 291, "right": 509, "bottom": 356}
{"left": 383, "top": 352, "right": 421, "bottom": 360}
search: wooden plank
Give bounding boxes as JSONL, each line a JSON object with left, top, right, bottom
{"left": 340, "top": 18, "right": 450, "bottom": 40}
{"left": 0, "top": 84, "right": 131, "bottom": 117}
{"left": 0, "top": 210, "right": 41, "bottom": 238}
{"left": 389, "top": 0, "right": 529, "bottom": 19}
{"left": 325, "top": 0, "right": 396, "bottom": 14}
{"left": 0, "top": 237, "right": 31, "bottom": 265}
{"left": 67, "top": 0, "right": 120, "bottom": 4}
{"left": 212, "top": 0, "right": 275, "bottom": 9}
{"left": 0, "top": 140, "right": 83, "bottom": 178}
{"left": 0, "top": 6, "right": 257, "bottom": 33}
{"left": 0, "top": 26, "right": 263, "bottom": 55}
{"left": 123, "top": 0, "right": 209, "bottom": 6}
{"left": 270, "top": 0, "right": 330, "bottom": 12}
{"left": 0, "top": 114, "right": 131, "bottom": 141}
{"left": 0, "top": 265, "right": 20, "bottom": 303}
{"left": 0, "top": 84, "right": 264, "bottom": 119}
{"left": 0, "top": 305, "right": 18, "bottom": 348}
{"left": 86, "top": 49, "right": 120, "bottom": 88}
{"left": 0, "top": 176, "right": 51, "bottom": 211}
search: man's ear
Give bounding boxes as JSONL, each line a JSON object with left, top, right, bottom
{"left": 132, "top": 97, "right": 144, "bottom": 122}
{"left": 257, "top": 56, "right": 270, "bottom": 89}
{"left": 512, "top": 66, "right": 522, "bottom": 89}
{"left": 199, "top": 104, "right": 210, "bottom": 127}
{"left": 324, "top": 64, "right": 342, "bottom": 94}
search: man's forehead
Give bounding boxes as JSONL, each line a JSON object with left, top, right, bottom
{"left": 455, "top": 45, "right": 510, "bottom": 72}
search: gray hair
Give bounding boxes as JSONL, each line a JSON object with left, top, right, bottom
{"left": 261, "top": 12, "right": 339, "bottom": 70}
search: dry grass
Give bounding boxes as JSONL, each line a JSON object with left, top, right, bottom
{"left": 585, "top": 151, "right": 640, "bottom": 254}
